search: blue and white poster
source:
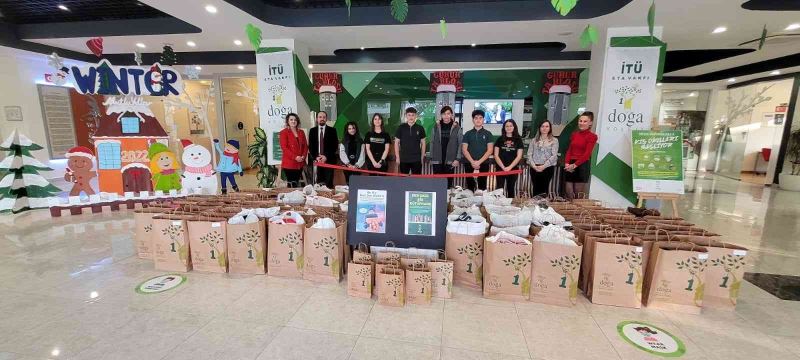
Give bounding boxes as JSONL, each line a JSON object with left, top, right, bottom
{"left": 356, "top": 189, "right": 387, "bottom": 234}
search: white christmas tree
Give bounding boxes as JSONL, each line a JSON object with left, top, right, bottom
{"left": 0, "top": 130, "right": 62, "bottom": 213}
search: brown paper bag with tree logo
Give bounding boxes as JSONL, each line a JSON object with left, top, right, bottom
{"left": 227, "top": 220, "right": 267, "bottom": 274}
{"left": 267, "top": 222, "right": 305, "bottom": 278}
{"left": 579, "top": 230, "right": 616, "bottom": 293}
{"left": 405, "top": 264, "right": 432, "bottom": 305}
{"left": 643, "top": 241, "right": 708, "bottom": 314}
{"left": 133, "top": 208, "right": 163, "bottom": 259}
{"left": 445, "top": 231, "right": 484, "bottom": 289}
{"left": 428, "top": 250, "right": 454, "bottom": 299}
{"left": 377, "top": 264, "right": 405, "bottom": 307}
{"left": 589, "top": 236, "right": 643, "bottom": 308}
{"left": 530, "top": 240, "right": 583, "bottom": 307}
{"left": 352, "top": 243, "right": 373, "bottom": 263}
{"left": 483, "top": 235, "right": 533, "bottom": 301}
{"left": 400, "top": 248, "right": 427, "bottom": 270}
{"left": 376, "top": 241, "right": 402, "bottom": 263}
{"left": 151, "top": 214, "right": 194, "bottom": 272}
{"left": 347, "top": 260, "right": 373, "bottom": 298}
{"left": 303, "top": 224, "right": 343, "bottom": 283}
{"left": 675, "top": 236, "right": 746, "bottom": 309}
{"left": 187, "top": 216, "right": 228, "bottom": 273}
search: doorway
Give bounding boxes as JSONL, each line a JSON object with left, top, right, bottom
{"left": 221, "top": 77, "right": 260, "bottom": 170}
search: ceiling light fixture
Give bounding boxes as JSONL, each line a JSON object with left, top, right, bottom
{"left": 136, "top": 43, "right": 146, "bottom": 49}
{"left": 57, "top": 4, "right": 69, "bottom": 11}
{"left": 308, "top": 64, "right": 314, "bottom": 69}
{"left": 237, "top": 65, "right": 244, "bottom": 70}
{"left": 186, "top": 41, "right": 196, "bottom": 47}
{"left": 414, "top": 45, "right": 419, "bottom": 49}
{"left": 689, "top": 92, "right": 696, "bottom": 97}
{"left": 471, "top": 43, "right": 476, "bottom": 47}
{"left": 205, "top": 5, "right": 218, "bottom": 13}
{"left": 51, "top": 349, "right": 60, "bottom": 357}
{"left": 194, "top": 66, "right": 202, "bottom": 70}
{"left": 770, "top": 70, "right": 781, "bottom": 75}
{"left": 360, "top": 47, "right": 365, "bottom": 50}
{"left": 785, "top": 23, "right": 800, "bottom": 31}
{"left": 728, "top": 78, "right": 736, "bottom": 83}
{"left": 89, "top": 291, "right": 99, "bottom": 299}
{"left": 656, "top": 83, "right": 662, "bottom": 86}
{"left": 712, "top": 26, "right": 727, "bottom": 34}
{"left": 233, "top": 39, "right": 242, "bottom": 46}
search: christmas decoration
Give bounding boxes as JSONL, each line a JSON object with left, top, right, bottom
{"left": 86, "top": 37, "right": 104, "bottom": 57}
{"left": 64, "top": 146, "right": 97, "bottom": 197}
{"left": 160, "top": 44, "right": 177, "bottom": 66}
{"left": 0, "top": 130, "right": 62, "bottom": 214}
{"left": 180, "top": 139, "right": 217, "bottom": 194}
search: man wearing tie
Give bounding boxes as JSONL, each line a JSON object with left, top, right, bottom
{"left": 308, "top": 111, "right": 339, "bottom": 188}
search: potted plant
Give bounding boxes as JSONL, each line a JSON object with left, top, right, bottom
{"left": 779, "top": 128, "right": 800, "bottom": 191}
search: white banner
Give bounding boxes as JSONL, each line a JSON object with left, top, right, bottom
{"left": 257, "top": 50, "right": 298, "bottom": 165}
{"left": 596, "top": 46, "right": 661, "bottom": 164}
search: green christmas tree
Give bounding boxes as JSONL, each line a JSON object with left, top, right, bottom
{"left": 160, "top": 45, "right": 177, "bottom": 66}
{"left": 0, "top": 130, "right": 62, "bottom": 214}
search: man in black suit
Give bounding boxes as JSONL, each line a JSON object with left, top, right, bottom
{"left": 308, "top": 111, "right": 339, "bottom": 188}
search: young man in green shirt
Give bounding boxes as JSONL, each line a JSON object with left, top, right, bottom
{"left": 394, "top": 107, "right": 427, "bottom": 174}
{"left": 461, "top": 109, "right": 494, "bottom": 191}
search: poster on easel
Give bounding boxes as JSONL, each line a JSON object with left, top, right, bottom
{"left": 404, "top": 191, "right": 436, "bottom": 236}
{"left": 631, "top": 130, "right": 684, "bottom": 194}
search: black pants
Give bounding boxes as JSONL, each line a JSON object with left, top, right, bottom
{"left": 316, "top": 164, "right": 334, "bottom": 188}
{"left": 464, "top": 162, "right": 490, "bottom": 191}
{"left": 344, "top": 168, "right": 361, "bottom": 184}
{"left": 284, "top": 168, "right": 303, "bottom": 188}
{"left": 366, "top": 161, "right": 388, "bottom": 175}
{"left": 433, "top": 163, "right": 455, "bottom": 188}
{"left": 399, "top": 162, "right": 422, "bottom": 175}
{"left": 530, "top": 166, "right": 555, "bottom": 198}
{"left": 495, "top": 174, "right": 518, "bottom": 198}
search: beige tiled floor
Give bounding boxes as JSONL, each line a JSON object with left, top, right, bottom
{"left": 1, "top": 172, "right": 800, "bottom": 359}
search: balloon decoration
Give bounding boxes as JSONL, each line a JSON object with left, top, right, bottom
{"left": 86, "top": 37, "right": 104, "bottom": 57}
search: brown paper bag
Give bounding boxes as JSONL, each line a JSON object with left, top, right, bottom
{"left": 227, "top": 220, "right": 267, "bottom": 275}
{"left": 400, "top": 248, "right": 427, "bottom": 270}
{"left": 377, "top": 265, "right": 405, "bottom": 307}
{"left": 352, "top": 243, "right": 373, "bottom": 263}
{"left": 133, "top": 209, "right": 163, "bottom": 259}
{"left": 530, "top": 240, "right": 583, "bottom": 307}
{"left": 376, "top": 242, "right": 402, "bottom": 264}
{"left": 347, "top": 260, "right": 373, "bottom": 298}
{"left": 676, "top": 236, "right": 747, "bottom": 309}
{"left": 187, "top": 217, "right": 228, "bottom": 273}
{"left": 267, "top": 222, "right": 305, "bottom": 278}
{"left": 428, "top": 251, "right": 454, "bottom": 299}
{"left": 589, "top": 236, "right": 643, "bottom": 308}
{"left": 303, "top": 224, "right": 344, "bottom": 283}
{"left": 445, "top": 231, "right": 484, "bottom": 289}
{"left": 579, "top": 230, "right": 616, "bottom": 293}
{"left": 151, "top": 214, "right": 194, "bottom": 272}
{"left": 643, "top": 241, "right": 709, "bottom": 314}
{"left": 483, "top": 237, "right": 533, "bottom": 301}
{"left": 405, "top": 264, "right": 432, "bottom": 305}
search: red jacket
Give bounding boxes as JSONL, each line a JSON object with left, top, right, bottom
{"left": 280, "top": 128, "right": 308, "bottom": 170}
{"left": 565, "top": 129, "right": 598, "bottom": 167}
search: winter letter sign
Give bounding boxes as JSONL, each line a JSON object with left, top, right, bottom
{"left": 70, "top": 59, "right": 183, "bottom": 96}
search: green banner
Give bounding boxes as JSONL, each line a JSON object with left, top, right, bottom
{"left": 631, "top": 130, "right": 684, "bottom": 194}
{"left": 404, "top": 191, "right": 436, "bottom": 236}
{"left": 271, "top": 131, "right": 283, "bottom": 163}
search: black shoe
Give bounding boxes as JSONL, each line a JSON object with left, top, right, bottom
{"left": 221, "top": 188, "right": 228, "bottom": 195}
{"left": 233, "top": 186, "right": 240, "bottom": 192}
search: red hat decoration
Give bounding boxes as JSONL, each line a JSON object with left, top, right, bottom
{"left": 180, "top": 139, "right": 193, "bottom": 148}
{"left": 86, "top": 37, "right": 104, "bottom": 58}
{"left": 65, "top": 146, "right": 96, "bottom": 159}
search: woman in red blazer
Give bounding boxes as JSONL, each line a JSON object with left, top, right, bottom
{"left": 279, "top": 113, "right": 308, "bottom": 187}
{"left": 563, "top": 111, "right": 598, "bottom": 199}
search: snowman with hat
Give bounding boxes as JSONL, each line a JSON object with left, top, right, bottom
{"left": 180, "top": 139, "right": 218, "bottom": 194}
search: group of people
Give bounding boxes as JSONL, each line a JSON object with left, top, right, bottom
{"left": 277, "top": 107, "right": 597, "bottom": 199}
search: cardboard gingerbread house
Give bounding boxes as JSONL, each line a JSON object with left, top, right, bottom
{"left": 93, "top": 98, "right": 169, "bottom": 194}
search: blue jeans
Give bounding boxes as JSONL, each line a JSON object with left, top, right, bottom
{"left": 220, "top": 172, "right": 238, "bottom": 190}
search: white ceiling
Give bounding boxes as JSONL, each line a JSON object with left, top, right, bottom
{"left": 24, "top": 0, "right": 800, "bottom": 79}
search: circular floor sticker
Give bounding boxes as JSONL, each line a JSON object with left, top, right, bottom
{"left": 136, "top": 274, "right": 186, "bottom": 294}
{"left": 617, "top": 320, "right": 686, "bottom": 357}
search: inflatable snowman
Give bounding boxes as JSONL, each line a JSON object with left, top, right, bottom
{"left": 180, "top": 139, "right": 218, "bottom": 194}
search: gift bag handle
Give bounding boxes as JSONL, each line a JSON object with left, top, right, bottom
{"left": 357, "top": 242, "right": 369, "bottom": 253}
{"left": 437, "top": 249, "right": 447, "bottom": 261}
{"left": 385, "top": 241, "right": 396, "bottom": 248}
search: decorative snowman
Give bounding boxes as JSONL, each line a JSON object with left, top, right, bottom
{"left": 180, "top": 139, "right": 218, "bottom": 194}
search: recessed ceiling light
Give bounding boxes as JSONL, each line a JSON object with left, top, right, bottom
{"left": 360, "top": 47, "right": 365, "bottom": 50}
{"left": 656, "top": 83, "right": 662, "bottom": 86}
{"left": 186, "top": 41, "right": 196, "bottom": 47}
{"left": 205, "top": 5, "right": 218, "bottom": 13}
{"left": 89, "top": 291, "right": 99, "bottom": 298}
{"left": 728, "top": 78, "right": 736, "bottom": 83}
{"left": 308, "top": 64, "right": 314, "bottom": 69}
{"left": 471, "top": 43, "right": 476, "bottom": 47}
{"left": 712, "top": 26, "right": 727, "bottom": 34}
{"left": 689, "top": 92, "right": 696, "bottom": 97}
{"left": 233, "top": 39, "right": 242, "bottom": 46}
{"left": 237, "top": 65, "right": 244, "bottom": 70}
{"left": 194, "top": 66, "right": 202, "bottom": 70}
{"left": 785, "top": 23, "right": 800, "bottom": 31}
{"left": 51, "top": 348, "right": 60, "bottom": 356}
{"left": 771, "top": 70, "right": 781, "bottom": 75}
{"left": 414, "top": 45, "right": 419, "bottom": 49}
{"left": 136, "top": 43, "right": 146, "bottom": 49}
{"left": 57, "top": 4, "right": 69, "bottom": 11}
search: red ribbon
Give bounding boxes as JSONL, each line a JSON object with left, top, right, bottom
{"left": 314, "top": 162, "right": 522, "bottom": 178}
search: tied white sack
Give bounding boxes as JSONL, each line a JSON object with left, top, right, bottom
{"left": 482, "top": 189, "right": 513, "bottom": 206}
{"left": 450, "top": 188, "right": 482, "bottom": 207}
{"left": 447, "top": 213, "right": 489, "bottom": 235}
{"left": 534, "top": 225, "right": 577, "bottom": 246}
{"left": 339, "top": 201, "right": 348, "bottom": 212}
{"left": 486, "top": 231, "right": 531, "bottom": 245}
{"left": 334, "top": 185, "right": 349, "bottom": 194}
{"left": 278, "top": 190, "right": 306, "bottom": 205}
{"left": 531, "top": 206, "right": 566, "bottom": 226}
{"left": 305, "top": 195, "right": 340, "bottom": 207}
{"left": 490, "top": 207, "right": 533, "bottom": 228}
{"left": 268, "top": 211, "right": 306, "bottom": 225}
{"left": 311, "top": 217, "right": 336, "bottom": 229}
{"left": 313, "top": 184, "right": 332, "bottom": 192}
{"left": 489, "top": 225, "right": 530, "bottom": 237}
{"left": 484, "top": 204, "right": 521, "bottom": 215}
{"left": 227, "top": 207, "right": 281, "bottom": 224}
{"left": 302, "top": 185, "right": 317, "bottom": 196}
{"left": 450, "top": 205, "right": 482, "bottom": 216}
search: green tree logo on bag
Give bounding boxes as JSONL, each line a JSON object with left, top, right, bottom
{"left": 710, "top": 253, "right": 746, "bottom": 305}
{"left": 278, "top": 232, "right": 304, "bottom": 271}
{"left": 617, "top": 249, "right": 644, "bottom": 296}
{"left": 199, "top": 230, "right": 227, "bottom": 267}
{"left": 314, "top": 236, "right": 339, "bottom": 276}
{"left": 457, "top": 242, "right": 483, "bottom": 285}
{"left": 162, "top": 225, "right": 187, "bottom": 262}
{"left": 235, "top": 229, "right": 263, "bottom": 266}
{"left": 676, "top": 255, "right": 708, "bottom": 306}
{"left": 551, "top": 254, "right": 580, "bottom": 304}
{"left": 503, "top": 253, "right": 532, "bottom": 296}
